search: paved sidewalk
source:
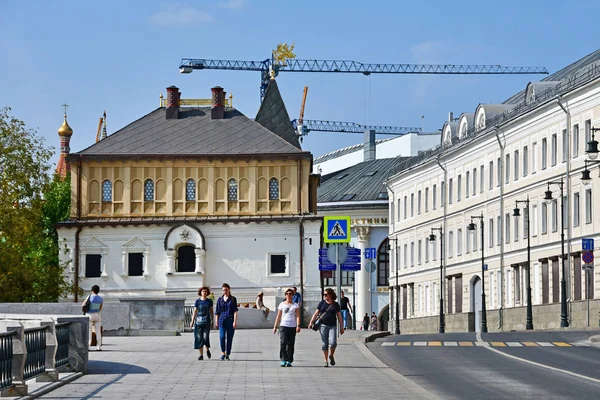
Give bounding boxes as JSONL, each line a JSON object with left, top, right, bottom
{"left": 28, "top": 329, "right": 437, "bottom": 400}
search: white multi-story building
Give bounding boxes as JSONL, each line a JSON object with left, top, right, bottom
{"left": 387, "top": 49, "right": 600, "bottom": 333}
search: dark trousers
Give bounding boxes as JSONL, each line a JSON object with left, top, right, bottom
{"left": 219, "top": 317, "right": 235, "bottom": 355}
{"left": 279, "top": 326, "right": 297, "bottom": 363}
{"left": 194, "top": 323, "right": 210, "bottom": 349}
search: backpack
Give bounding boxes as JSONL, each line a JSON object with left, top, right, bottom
{"left": 82, "top": 296, "right": 91, "bottom": 314}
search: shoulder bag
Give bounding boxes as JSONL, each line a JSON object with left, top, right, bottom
{"left": 311, "top": 303, "right": 334, "bottom": 331}
{"left": 82, "top": 296, "right": 91, "bottom": 314}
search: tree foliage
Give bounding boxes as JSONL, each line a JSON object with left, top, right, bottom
{"left": 0, "top": 107, "right": 73, "bottom": 302}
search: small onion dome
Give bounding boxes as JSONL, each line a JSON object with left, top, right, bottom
{"left": 58, "top": 115, "right": 73, "bottom": 137}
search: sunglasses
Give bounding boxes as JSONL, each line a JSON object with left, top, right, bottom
{"left": 323, "top": 293, "right": 329, "bottom": 296}
{"left": 285, "top": 292, "right": 293, "bottom": 296}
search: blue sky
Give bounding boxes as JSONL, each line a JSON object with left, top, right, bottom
{"left": 2, "top": 0, "right": 600, "bottom": 168}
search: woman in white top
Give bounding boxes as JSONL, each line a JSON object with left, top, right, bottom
{"left": 272, "top": 288, "right": 301, "bottom": 367}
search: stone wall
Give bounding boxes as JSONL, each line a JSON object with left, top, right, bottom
{"left": 120, "top": 298, "right": 184, "bottom": 333}
{"left": 398, "top": 312, "right": 474, "bottom": 333}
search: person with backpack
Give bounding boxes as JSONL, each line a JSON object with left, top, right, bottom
{"left": 215, "top": 283, "right": 238, "bottom": 360}
{"left": 82, "top": 285, "right": 103, "bottom": 351}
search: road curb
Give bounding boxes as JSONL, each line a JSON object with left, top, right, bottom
{"left": 364, "top": 331, "right": 390, "bottom": 343}
{"left": 16, "top": 372, "right": 84, "bottom": 400}
{"left": 589, "top": 335, "right": 600, "bottom": 343}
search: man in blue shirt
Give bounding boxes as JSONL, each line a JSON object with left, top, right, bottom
{"left": 83, "top": 285, "right": 103, "bottom": 351}
{"left": 292, "top": 286, "right": 302, "bottom": 307}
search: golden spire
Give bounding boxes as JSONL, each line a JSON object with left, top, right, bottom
{"left": 58, "top": 103, "right": 73, "bottom": 137}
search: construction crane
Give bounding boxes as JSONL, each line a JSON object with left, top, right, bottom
{"left": 296, "top": 86, "right": 309, "bottom": 136}
{"left": 179, "top": 47, "right": 549, "bottom": 100}
{"left": 291, "top": 119, "right": 422, "bottom": 136}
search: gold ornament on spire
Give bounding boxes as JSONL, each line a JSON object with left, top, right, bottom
{"left": 58, "top": 103, "right": 73, "bottom": 137}
{"left": 272, "top": 42, "right": 296, "bottom": 66}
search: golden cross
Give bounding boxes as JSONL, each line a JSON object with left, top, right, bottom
{"left": 62, "top": 103, "right": 69, "bottom": 116}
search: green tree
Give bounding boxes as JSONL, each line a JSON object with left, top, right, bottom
{"left": 0, "top": 107, "right": 72, "bottom": 302}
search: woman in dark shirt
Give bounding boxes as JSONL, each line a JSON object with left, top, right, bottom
{"left": 308, "top": 287, "right": 344, "bottom": 367}
{"left": 191, "top": 286, "right": 214, "bottom": 360}
{"left": 215, "top": 283, "right": 239, "bottom": 360}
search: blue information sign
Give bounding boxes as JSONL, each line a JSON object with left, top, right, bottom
{"left": 364, "top": 248, "right": 376, "bottom": 259}
{"left": 341, "top": 263, "right": 361, "bottom": 271}
{"left": 582, "top": 238, "right": 594, "bottom": 251}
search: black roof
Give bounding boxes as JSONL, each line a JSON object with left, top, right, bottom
{"left": 73, "top": 83, "right": 307, "bottom": 158}
{"left": 318, "top": 157, "right": 412, "bottom": 204}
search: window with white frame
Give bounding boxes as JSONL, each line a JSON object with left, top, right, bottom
{"left": 505, "top": 154, "right": 510, "bottom": 184}
{"left": 432, "top": 237, "right": 437, "bottom": 260}
{"left": 514, "top": 150, "right": 519, "bottom": 181}
{"left": 433, "top": 184, "right": 437, "bottom": 210}
{"left": 425, "top": 238, "right": 430, "bottom": 263}
{"left": 404, "top": 196, "right": 407, "bottom": 219}
{"left": 425, "top": 188, "right": 429, "bottom": 212}
{"left": 466, "top": 226, "right": 471, "bottom": 253}
{"left": 497, "top": 216, "right": 502, "bottom": 246}
{"left": 532, "top": 142, "right": 537, "bottom": 173}
{"left": 551, "top": 133, "right": 557, "bottom": 166}
{"left": 397, "top": 199, "right": 401, "bottom": 221}
{"left": 505, "top": 213, "right": 510, "bottom": 243}
{"left": 458, "top": 175, "right": 462, "bottom": 201}
{"left": 441, "top": 181, "right": 445, "bottom": 205}
{"left": 472, "top": 223, "right": 478, "bottom": 252}
{"left": 497, "top": 158, "right": 501, "bottom": 187}
{"left": 562, "top": 195, "right": 567, "bottom": 229}
{"left": 457, "top": 228, "right": 462, "bottom": 256}
{"left": 411, "top": 193, "right": 415, "bottom": 217}
{"left": 488, "top": 218, "right": 493, "bottom": 248}
{"left": 403, "top": 244, "right": 408, "bottom": 267}
{"left": 466, "top": 171, "right": 470, "bottom": 198}
{"left": 585, "top": 188, "right": 592, "bottom": 224}
{"left": 542, "top": 138, "right": 547, "bottom": 169}
{"left": 562, "top": 129, "right": 568, "bottom": 163}
{"left": 268, "top": 253, "right": 288, "bottom": 275}
{"left": 574, "top": 192, "right": 580, "bottom": 227}
{"left": 472, "top": 168, "right": 477, "bottom": 196}
{"left": 523, "top": 207, "right": 529, "bottom": 238}
{"left": 480, "top": 165, "right": 484, "bottom": 193}
{"left": 541, "top": 202, "right": 548, "bottom": 234}
{"left": 573, "top": 124, "right": 579, "bottom": 158}
{"left": 417, "top": 190, "right": 422, "bottom": 214}
{"left": 418, "top": 239, "right": 422, "bottom": 264}
{"left": 410, "top": 242, "right": 415, "bottom": 266}
{"left": 449, "top": 178, "right": 453, "bottom": 204}
{"left": 551, "top": 199, "right": 558, "bottom": 232}
{"left": 585, "top": 119, "right": 592, "bottom": 146}
{"left": 390, "top": 201, "right": 394, "bottom": 222}
{"left": 448, "top": 231, "right": 454, "bottom": 257}
{"left": 514, "top": 213, "right": 519, "bottom": 241}
{"left": 523, "top": 146, "right": 528, "bottom": 176}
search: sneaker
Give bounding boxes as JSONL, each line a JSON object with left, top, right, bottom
{"left": 286, "top": 362, "right": 292, "bottom": 367}
{"left": 220, "top": 355, "right": 226, "bottom": 361}
{"left": 281, "top": 361, "right": 286, "bottom": 367}
{"left": 206, "top": 349, "right": 211, "bottom": 359}
{"left": 329, "top": 355, "right": 335, "bottom": 366}
{"left": 225, "top": 355, "right": 230, "bottom": 361}
{"left": 97, "top": 348, "right": 102, "bottom": 352}
{"left": 198, "top": 355, "right": 203, "bottom": 361}
{"left": 323, "top": 362, "right": 329, "bottom": 367}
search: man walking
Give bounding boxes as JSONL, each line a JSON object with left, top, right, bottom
{"left": 292, "top": 286, "right": 302, "bottom": 307}
{"left": 83, "top": 285, "right": 103, "bottom": 351}
{"left": 339, "top": 290, "right": 352, "bottom": 329}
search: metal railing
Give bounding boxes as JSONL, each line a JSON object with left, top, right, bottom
{"left": 389, "top": 60, "right": 600, "bottom": 177}
{"left": 23, "top": 326, "right": 46, "bottom": 380}
{"left": 184, "top": 306, "right": 194, "bottom": 327}
{"left": 55, "top": 323, "right": 70, "bottom": 369}
{"left": 0, "top": 331, "right": 15, "bottom": 389}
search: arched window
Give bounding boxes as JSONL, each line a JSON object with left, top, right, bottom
{"left": 377, "top": 239, "right": 389, "bottom": 286}
{"left": 228, "top": 178, "right": 238, "bottom": 201}
{"left": 102, "top": 180, "right": 112, "bottom": 202}
{"left": 177, "top": 245, "right": 195, "bottom": 272}
{"left": 477, "top": 114, "right": 486, "bottom": 130}
{"left": 144, "top": 179, "right": 154, "bottom": 201}
{"left": 186, "top": 179, "right": 196, "bottom": 201}
{"left": 269, "top": 178, "right": 279, "bottom": 200}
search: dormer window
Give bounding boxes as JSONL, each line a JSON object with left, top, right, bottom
{"left": 477, "top": 114, "right": 486, "bottom": 130}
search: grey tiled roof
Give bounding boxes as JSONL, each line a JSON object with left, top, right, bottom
{"left": 255, "top": 79, "right": 301, "bottom": 149}
{"left": 318, "top": 157, "right": 412, "bottom": 203}
{"left": 74, "top": 107, "right": 307, "bottom": 157}
{"left": 314, "top": 138, "right": 393, "bottom": 163}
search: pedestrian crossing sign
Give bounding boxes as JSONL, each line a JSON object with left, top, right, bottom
{"left": 324, "top": 216, "right": 351, "bottom": 243}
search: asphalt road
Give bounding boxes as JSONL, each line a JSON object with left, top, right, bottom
{"left": 367, "top": 331, "right": 600, "bottom": 400}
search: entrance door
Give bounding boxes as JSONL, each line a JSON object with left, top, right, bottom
{"left": 472, "top": 277, "right": 482, "bottom": 333}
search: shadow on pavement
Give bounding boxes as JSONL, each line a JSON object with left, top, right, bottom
{"left": 87, "top": 360, "right": 151, "bottom": 374}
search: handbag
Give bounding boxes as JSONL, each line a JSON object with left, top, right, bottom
{"left": 82, "top": 296, "right": 91, "bottom": 314}
{"left": 311, "top": 303, "right": 334, "bottom": 331}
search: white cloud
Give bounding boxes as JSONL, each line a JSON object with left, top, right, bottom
{"left": 218, "top": 0, "right": 246, "bottom": 9}
{"left": 149, "top": 6, "right": 213, "bottom": 27}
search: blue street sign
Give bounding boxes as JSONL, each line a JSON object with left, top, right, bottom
{"left": 364, "top": 248, "right": 376, "bottom": 259}
{"left": 341, "top": 263, "right": 361, "bottom": 271}
{"left": 319, "top": 248, "right": 329, "bottom": 256}
{"left": 582, "top": 251, "right": 594, "bottom": 264}
{"left": 319, "top": 263, "right": 336, "bottom": 271}
{"left": 345, "top": 256, "right": 361, "bottom": 263}
{"left": 483, "top": 264, "right": 488, "bottom": 271}
{"left": 582, "top": 238, "right": 594, "bottom": 251}
{"left": 347, "top": 248, "right": 361, "bottom": 256}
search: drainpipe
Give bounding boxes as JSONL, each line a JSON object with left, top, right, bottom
{"left": 74, "top": 156, "right": 83, "bottom": 302}
{"left": 557, "top": 96, "right": 572, "bottom": 321}
{"left": 299, "top": 213, "right": 305, "bottom": 326}
{"left": 494, "top": 127, "right": 505, "bottom": 330}
{"left": 436, "top": 156, "right": 448, "bottom": 314}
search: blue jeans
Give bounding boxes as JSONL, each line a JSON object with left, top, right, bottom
{"left": 319, "top": 324, "right": 337, "bottom": 351}
{"left": 341, "top": 310, "right": 349, "bottom": 329}
{"left": 219, "top": 317, "right": 235, "bottom": 355}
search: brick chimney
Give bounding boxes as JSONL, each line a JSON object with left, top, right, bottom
{"left": 211, "top": 86, "right": 226, "bottom": 119}
{"left": 165, "top": 85, "right": 180, "bottom": 120}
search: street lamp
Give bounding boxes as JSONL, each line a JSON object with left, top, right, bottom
{"left": 467, "top": 214, "right": 487, "bottom": 333}
{"left": 513, "top": 197, "right": 534, "bottom": 330}
{"left": 544, "top": 178, "right": 568, "bottom": 327}
{"left": 581, "top": 159, "right": 600, "bottom": 185}
{"left": 388, "top": 237, "right": 400, "bottom": 334}
{"left": 585, "top": 127, "right": 600, "bottom": 160}
{"left": 428, "top": 227, "right": 445, "bottom": 334}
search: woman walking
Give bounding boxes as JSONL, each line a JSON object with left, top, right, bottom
{"left": 370, "top": 312, "right": 378, "bottom": 331}
{"left": 308, "top": 287, "right": 344, "bottom": 367}
{"left": 215, "top": 283, "right": 238, "bottom": 360}
{"left": 272, "top": 288, "right": 301, "bottom": 367}
{"left": 190, "top": 286, "right": 214, "bottom": 360}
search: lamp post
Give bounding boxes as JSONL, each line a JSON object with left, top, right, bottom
{"left": 513, "top": 197, "right": 534, "bottom": 330}
{"left": 428, "top": 227, "right": 444, "bottom": 333}
{"left": 468, "top": 214, "right": 487, "bottom": 333}
{"left": 544, "top": 178, "right": 568, "bottom": 327}
{"left": 388, "top": 237, "right": 400, "bottom": 335}
{"left": 585, "top": 127, "right": 600, "bottom": 160}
